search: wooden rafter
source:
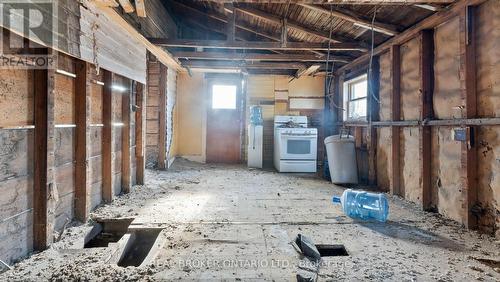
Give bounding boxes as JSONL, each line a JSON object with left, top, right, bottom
{"left": 181, "top": 60, "right": 307, "bottom": 70}
{"left": 173, "top": 51, "right": 351, "bottom": 63}
{"left": 297, "top": 4, "right": 399, "bottom": 36}
{"left": 208, "top": 0, "right": 454, "bottom": 3}
{"left": 117, "top": 0, "right": 134, "bottom": 13}
{"left": 150, "top": 39, "right": 366, "bottom": 51}
{"left": 135, "top": 0, "right": 146, "bottom": 17}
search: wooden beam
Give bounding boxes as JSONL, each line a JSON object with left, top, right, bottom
{"left": 420, "top": 29, "right": 434, "bottom": 211}
{"left": 182, "top": 60, "right": 307, "bottom": 70}
{"left": 135, "top": 82, "right": 146, "bottom": 184}
{"left": 390, "top": 45, "right": 401, "bottom": 196}
{"left": 33, "top": 57, "right": 55, "bottom": 251}
{"left": 121, "top": 79, "right": 132, "bottom": 193}
{"left": 297, "top": 4, "right": 399, "bottom": 36}
{"left": 225, "top": 3, "right": 235, "bottom": 42}
{"left": 281, "top": 18, "right": 287, "bottom": 47}
{"left": 151, "top": 39, "right": 366, "bottom": 51}
{"left": 296, "top": 64, "right": 321, "bottom": 77}
{"left": 102, "top": 70, "right": 114, "bottom": 203}
{"left": 74, "top": 60, "right": 91, "bottom": 221}
{"left": 367, "top": 56, "right": 380, "bottom": 186}
{"left": 135, "top": 0, "right": 146, "bottom": 17}
{"left": 173, "top": 51, "right": 350, "bottom": 62}
{"left": 117, "top": 0, "right": 134, "bottom": 13}
{"left": 235, "top": 6, "right": 365, "bottom": 46}
{"left": 336, "top": 0, "right": 487, "bottom": 75}
{"left": 459, "top": 5, "right": 478, "bottom": 229}
{"left": 209, "top": 0, "right": 453, "bottom": 3}
{"left": 158, "top": 64, "right": 167, "bottom": 170}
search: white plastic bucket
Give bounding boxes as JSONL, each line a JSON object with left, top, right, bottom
{"left": 324, "top": 135, "right": 358, "bottom": 184}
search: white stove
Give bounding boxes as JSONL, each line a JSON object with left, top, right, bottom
{"left": 273, "top": 116, "right": 317, "bottom": 173}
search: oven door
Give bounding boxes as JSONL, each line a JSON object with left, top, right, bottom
{"left": 279, "top": 133, "right": 317, "bottom": 160}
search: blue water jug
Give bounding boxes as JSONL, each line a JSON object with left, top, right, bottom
{"left": 332, "top": 189, "right": 389, "bottom": 222}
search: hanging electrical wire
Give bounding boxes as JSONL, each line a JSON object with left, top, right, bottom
{"left": 325, "top": 5, "right": 343, "bottom": 111}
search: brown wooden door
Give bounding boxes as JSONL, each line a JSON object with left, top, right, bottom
{"left": 206, "top": 79, "right": 242, "bottom": 163}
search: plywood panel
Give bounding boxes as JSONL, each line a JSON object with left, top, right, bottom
{"left": 376, "top": 127, "right": 391, "bottom": 191}
{"left": 0, "top": 69, "right": 34, "bottom": 127}
{"left": 247, "top": 76, "right": 274, "bottom": 99}
{"left": 400, "top": 37, "right": 421, "bottom": 120}
{"left": 379, "top": 52, "right": 391, "bottom": 121}
{"left": 54, "top": 128, "right": 75, "bottom": 166}
{"left": 54, "top": 74, "right": 75, "bottom": 124}
{"left": 0, "top": 210, "right": 33, "bottom": 264}
{"left": 431, "top": 127, "right": 463, "bottom": 222}
{"left": 0, "top": 130, "right": 33, "bottom": 181}
{"left": 477, "top": 1, "right": 500, "bottom": 118}
{"left": 434, "top": 17, "right": 462, "bottom": 119}
{"left": 91, "top": 82, "right": 103, "bottom": 124}
{"left": 289, "top": 76, "right": 324, "bottom": 97}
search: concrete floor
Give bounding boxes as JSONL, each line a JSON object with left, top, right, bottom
{"left": 1, "top": 159, "right": 499, "bottom": 281}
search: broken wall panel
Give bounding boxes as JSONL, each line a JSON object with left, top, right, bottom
{"left": 166, "top": 69, "right": 177, "bottom": 166}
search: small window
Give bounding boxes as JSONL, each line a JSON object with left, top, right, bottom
{"left": 212, "top": 85, "right": 237, "bottom": 109}
{"left": 344, "top": 74, "right": 367, "bottom": 121}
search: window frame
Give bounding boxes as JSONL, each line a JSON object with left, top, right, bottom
{"left": 343, "top": 74, "right": 368, "bottom": 121}
{"left": 211, "top": 84, "right": 238, "bottom": 110}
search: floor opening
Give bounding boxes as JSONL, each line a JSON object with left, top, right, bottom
{"left": 84, "top": 218, "right": 134, "bottom": 248}
{"left": 315, "top": 244, "right": 349, "bottom": 257}
{"left": 117, "top": 229, "right": 163, "bottom": 267}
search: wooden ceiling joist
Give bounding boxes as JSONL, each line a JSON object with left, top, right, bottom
{"left": 173, "top": 51, "right": 351, "bottom": 63}
{"left": 150, "top": 39, "right": 367, "bottom": 51}
{"left": 209, "top": 0, "right": 453, "bottom": 4}
{"left": 182, "top": 60, "right": 307, "bottom": 70}
{"left": 117, "top": 0, "right": 134, "bottom": 13}
{"left": 297, "top": 4, "right": 399, "bottom": 36}
{"left": 135, "top": 0, "right": 146, "bottom": 17}
{"left": 234, "top": 6, "right": 366, "bottom": 46}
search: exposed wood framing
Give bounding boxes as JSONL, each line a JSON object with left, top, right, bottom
{"left": 173, "top": 51, "right": 350, "bottom": 63}
{"left": 225, "top": 3, "right": 236, "bottom": 42}
{"left": 102, "top": 70, "right": 114, "bottom": 202}
{"left": 158, "top": 64, "right": 167, "bottom": 170}
{"left": 117, "top": 0, "right": 134, "bottom": 13}
{"left": 212, "top": 0, "right": 453, "bottom": 3}
{"left": 459, "top": 5, "right": 478, "bottom": 229}
{"left": 74, "top": 60, "right": 92, "bottom": 221}
{"left": 341, "top": 117, "right": 500, "bottom": 127}
{"left": 182, "top": 60, "right": 307, "bottom": 70}
{"left": 281, "top": 18, "right": 287, "bottom": 47}
{"left": 135, "top": 82, "right": 146, "bottom": 184}
{"left": 151, "top": 39, "right": 366, "bottom": 51}
{"left": 234, "top": 6, "right": 365, "bottom": 46}
{"left": 121, "top": 80, "right": 132, "bottom": 193}
{"left": 33, "top": 56, "right": 56, "bottom": 251}
{"left": 296, "top": 65, "right": 321, "bottom": 77}
{"left": 135, "top": 0, "right": 146, "bottom": 17}
{"left": 390, "top": 45, "right": 401, "bottom": 196}
{"left": 420, "top": 29, "right": 434, "bottom": 211}
{"left": 367, "top": 56, "right": 380, "bottom": 185}
{"left": 336, "top": 0, "right": 487, "bottom": 74}
{"left": 297, "top": 4, "right": 399, "bottom": 36}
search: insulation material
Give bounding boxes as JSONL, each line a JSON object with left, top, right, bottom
{"left": 376, "top": 127, "right": 391, "bottom": 191}
{"left": 400, "top": 128, "right": 422, "bottom": 205}
{"left": 477, "top": 126, "right": 500, "bottom": 237}
{"left": 431, "top": 127, "right": 463, "bottom": 223}
{"left": 400, "top": 37, "right": 421, "bottom": 120}
{"left": 0, "top": 69, "right": 33, "bottom": 127}
{"left": 477, "top": 1, "right": 500, "bottom": 118}
{"left": 378, "top": 52, "right": 391, "bottom": 121}
{"left": 434, "top": 17, "right": 462, "bottom": 119}
{"left": 0, "top": 130, "right": 33, "bottom": 264}
{"left": 54, "top": 74, "right": 76, "bottom": 124}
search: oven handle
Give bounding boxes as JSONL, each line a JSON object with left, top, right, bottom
{"left": 281, "top": 134, "right": 317, "bottom": 138}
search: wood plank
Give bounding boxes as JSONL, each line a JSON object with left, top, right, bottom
{"left": 121, "top": 79, "right": 132, "bottom": 193}
{"left": 172, "top": 51, "right": 349, "bottom": 63}
{"left": 212, "top": 0, "right": 453, "bottom": 3}
{"left": 225, "top": 3, "right": 235, "bottom": 42}
{"left": 390, "top": 45, "right": 401, "bottom": 196}
{"left": 135, "top": 0, "right": 146, "bottom": 17}
{"left": 336, "top": 0, "right": 488, "bottom": 75}
{"left": 420, "top": 29, "right": 434, "bottom": 211}
{"left": 182, "top": 60, "right": 307, "bottom": 70}
{"left": 102, "top": 70, "right": 114, "bottom": 203}
{"left": 367, "top": 56, "right": 380, "bottom": 185}
{"left": 297, "top": 4, "right": 399, "bottom": 36}
{"left": 135, "top": 82, "right": 145, "bottom": 184}
{"left": 150, "top": 39, "right": 366, "bottom": 51}
{"left": 74, "top": 60, "right": 92, "bottom": 221}
{"left": 157, "top": 64, "right": 167, "bottom": 169}
{"left": 33, "top": 52, "right": 55, "bottom": 251}
{"left": 117, "top": 0, "right": 134, "bottom": 13}
{"left": 459, "top": 5, "right": 478, "bottom": 229}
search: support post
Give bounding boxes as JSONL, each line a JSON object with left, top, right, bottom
{"left": 368, "top": 56, "right": 380, "bottom": 186}
{"left": 420, "top": 29, "right": 435, "bottom": 211}
{"left": 102, "top": 70, "right": 114, "bottom": 202}
{"left": 74, "top": 60, "right": 91, "bottom": 221}
{"left": 225, "top": 3, "right": 235, "bottom": 42}
{"left": 390, "top": 45, "right": 401, "bottom": 196}
{"left": 121, "top": 79, "right": 132, "bottom": 193}
{"left": 33, "top": 50, "right": 55, "bottom": 250}
{"left": 135, "top": 83, "right": 146, "bottom": 184}
{"left": 459, "top": 5, "right": 478, "bottom": 229}
{"left": 158, "top": 64, "right": 167, "bottom": 169}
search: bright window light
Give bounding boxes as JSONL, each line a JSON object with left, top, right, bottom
{"left": 212, "top": 85, "right": 237, "bottom": 109}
